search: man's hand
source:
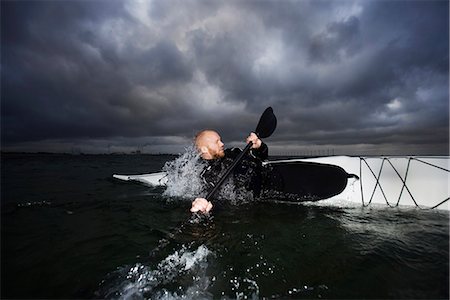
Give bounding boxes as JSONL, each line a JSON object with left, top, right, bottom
{"left": 246, "top": 132, "right": 262, "bottom": 149}
{"left": 191, "top": 198, "right": 213, "bottom": 213}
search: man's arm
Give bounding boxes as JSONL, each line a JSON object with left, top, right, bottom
{"left": 246, "top": 132, "right": 268, "bottom": 160}
{"left": 251, "top": 142, "right": 268, "bottom": 160}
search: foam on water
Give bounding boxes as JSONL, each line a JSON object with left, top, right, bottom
{"left": 99, "top": 244, "right": 211, "bottom": 300}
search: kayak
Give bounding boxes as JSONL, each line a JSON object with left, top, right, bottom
{"left": 112, "top": 159, "right": 357, "bottom": 201}
{"left": 113, "top": 155, "right": 449, "bottom": 210}
{"left": 113, "top": 172, "right": 168, "bottom": 186}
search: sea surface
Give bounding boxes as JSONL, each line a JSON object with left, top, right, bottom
{"left": 1, "top": 153, "right": 449, "bottom": 299}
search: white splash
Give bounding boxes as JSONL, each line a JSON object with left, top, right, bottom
{"left": 106, "top": 244, "right": 212, "bottom": 300}
{"left": 162, "top": 145, "right": 207, "bottom": 199}
{"left": 161, "top": 146, "right": 252, "bottom": 205}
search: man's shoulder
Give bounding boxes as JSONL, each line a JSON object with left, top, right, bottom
{"left": 225, "top": 147, "right": 241, "bottom": 158}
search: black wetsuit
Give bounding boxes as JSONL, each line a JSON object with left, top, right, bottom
{"left": 200, "top": 143, "right": 268, "bottom": 199}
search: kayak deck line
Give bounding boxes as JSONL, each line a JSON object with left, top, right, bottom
{"left": 113, "top": 155, "right": 450, "bottom": 211}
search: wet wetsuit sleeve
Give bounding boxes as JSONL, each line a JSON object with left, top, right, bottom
{"left": 200, "top": 164, "right": 216, "bottom": 190}
{"left": 250, "top": 142, "right": 268, "bottom": 160}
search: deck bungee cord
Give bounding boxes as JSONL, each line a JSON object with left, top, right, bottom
{"left": 359, "top": 156, "right": 449, "bottom": 210}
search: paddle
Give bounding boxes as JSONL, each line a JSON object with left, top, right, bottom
{"left": 205, "top": 107, "right": 277, "bottom": 201}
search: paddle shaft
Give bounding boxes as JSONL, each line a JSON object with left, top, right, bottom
{"left": 205, "top": 141, "right": 253, "bottom": 200}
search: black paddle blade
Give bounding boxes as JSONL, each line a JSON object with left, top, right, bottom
{"left": 254, "top": 107, "right": 277, "bottom": 138}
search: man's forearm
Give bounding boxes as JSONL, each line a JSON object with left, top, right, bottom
{"left": 251, "top": 142, "right": 268, "bottom": 160}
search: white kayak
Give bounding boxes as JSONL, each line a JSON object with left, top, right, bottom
{"left": 113, "top": 172, "right": 168, "bottom": 186}
{"left": 113, "top": 155, "right": 449, "bottom": 210}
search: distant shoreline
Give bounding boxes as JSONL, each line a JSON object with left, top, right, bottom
{"left": 0, "top": 151, "right": 179, "bottom": 156}
{"left": 1, "top": 151, "right": 448, "bottom": 158}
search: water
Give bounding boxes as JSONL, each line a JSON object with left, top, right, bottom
{"left": 1, "top": 153, "right": 449, "bottom": 299}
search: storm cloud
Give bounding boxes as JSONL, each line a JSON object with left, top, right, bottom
{"left": 1, "top": 0, "right": 448, "bottom": 155}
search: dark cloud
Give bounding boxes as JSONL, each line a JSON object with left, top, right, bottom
{"left": 309, "top": 16, "right": 362, "bottom": 63}
{"left": 1, "top": 0, "right": 448, "bottom": 155}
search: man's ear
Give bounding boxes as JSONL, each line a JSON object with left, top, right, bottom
{"left": 200, "top": 146, "right": 208, "bottom": 154}
{"left": 200, "top": 146, "right": 211, "bottom": 159}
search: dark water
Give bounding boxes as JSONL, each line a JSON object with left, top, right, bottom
{"left": 1, "top": 153, "right": 449, "bottom": 299}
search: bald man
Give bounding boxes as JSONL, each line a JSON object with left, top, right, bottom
{"left": 191, "top": 130, "right": 268, "bottom": 213}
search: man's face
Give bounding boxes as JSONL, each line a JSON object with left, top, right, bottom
{"left": 201, "top": 131, "right": 225, "bottom": 159}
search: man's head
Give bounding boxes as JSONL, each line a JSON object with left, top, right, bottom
{"left": 195, "top": 130, "right": 225, "bottom": 160}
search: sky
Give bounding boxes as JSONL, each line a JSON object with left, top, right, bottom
{"left": 1, "top": 0, "right": 449, "bottom": 155}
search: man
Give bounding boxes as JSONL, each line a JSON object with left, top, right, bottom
{"left": 190, "top": 130, "right": 268, "bottom": 213}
